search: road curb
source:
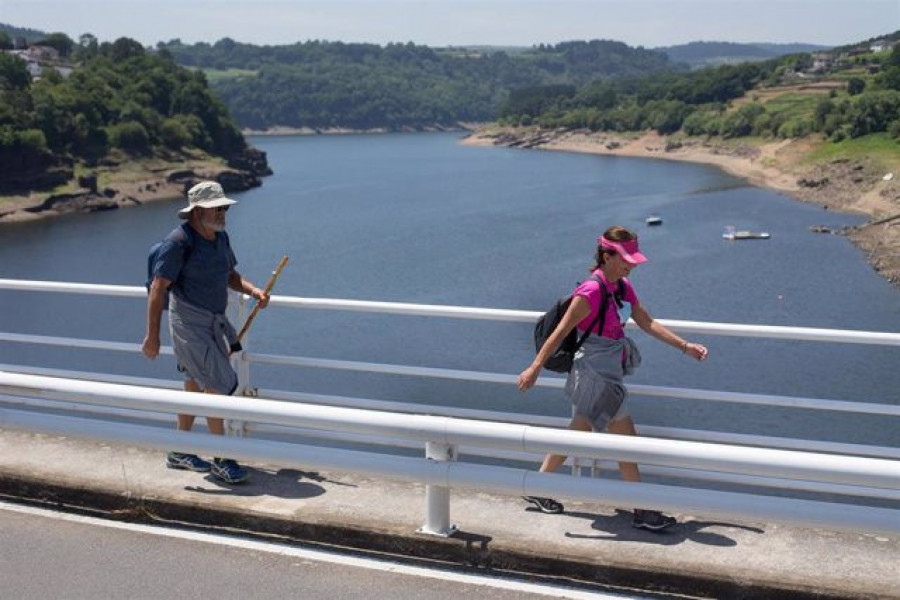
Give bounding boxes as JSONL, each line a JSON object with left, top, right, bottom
{"left": 0, "top": 473, "right": 864, "bottom": 600}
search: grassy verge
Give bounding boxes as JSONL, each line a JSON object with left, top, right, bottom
{"left": 806, "top": 133, "right": 900, "bottom": 170}
{"left": 200, "top": 68, "right": 258, "bottom": 83}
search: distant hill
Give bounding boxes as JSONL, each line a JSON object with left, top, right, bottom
{"left": 656, "top": 41, "right": 829, "bottom": 68}
{"left": 0, "top": 22, "right": 48, "bottom": 44}
{"left": 161, "top": 38, "right": 678, "bottom": 130}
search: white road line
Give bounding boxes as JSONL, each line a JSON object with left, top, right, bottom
{"left": 0, "top": 500, "right": 642, "bottom": 599}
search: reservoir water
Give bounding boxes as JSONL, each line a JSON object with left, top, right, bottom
{"left": 1, "top": 132, "right": 898, "bottom": 449}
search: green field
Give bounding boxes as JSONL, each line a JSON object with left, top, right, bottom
{"left": 761, "top": 92, "right": 821, "bottom": 120}
{"left": 807, "top": 132, "right": 900, "bottom": 168}
{"left": 199, "top": 68, "right": 258, "bottom": 83}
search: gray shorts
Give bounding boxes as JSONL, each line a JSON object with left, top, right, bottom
{"left": 565, "top": 365, "right": 629, "bottom": 430}
{"left": 168, "top": 295, "right": 238, "bottom": 395}
{"left": 564, "top": 335, "right": 631, "bottom": 431}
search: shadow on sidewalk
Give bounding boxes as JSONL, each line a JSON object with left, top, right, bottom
{"left": 184, "top": 467, "right": 347, "bottom": 499}
{"left": 562, "top": 508, "right": 765, "bottom": 546}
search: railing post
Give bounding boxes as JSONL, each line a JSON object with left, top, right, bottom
{"left": 419, "top": 441, "right": 458, "bottom": 537}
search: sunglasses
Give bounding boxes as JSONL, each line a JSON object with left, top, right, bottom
{"left": 213, "top": 206, "right": 229, "bottom": 213}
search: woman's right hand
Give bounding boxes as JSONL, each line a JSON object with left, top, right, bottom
{"left": 517, "top": 364, "right": 541, "bottom": 391}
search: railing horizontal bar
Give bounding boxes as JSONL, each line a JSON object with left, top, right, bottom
{"left": 639, "top": 425, "right": 900, "bottom": 460}
{"left": 2, "top": 363, "right": 895, "bottom": 459}
{"left": 3, "top": 372, "right": 898, "bottom": 489}
{"left": 262, "top": 388, "right": 900, "bottom": 459}
{"left": 6, "top": 388, "right": 896, "bottom": 495}
{"left": 239, "top": 422, "right": 900, "bottom": 500}
{"left": 0, "top": 364, "right": 183, "bottom": 391}
{"left": 274, "top": 296, "right": 537, "bottom": 322}
{"left": 0, "top": 332, "right": 172, "bottom": 356}
{"left": 259, "top": 387, "right": 565, "bottom": 426}
{"left": 629, "top": 384, "right": 899, "bottom": 416}
{"left": 228, "top": 422, "right": 900, "bottom": 500}
{"left": 638, "top": 319, "right": 900, "bottom": 346}
{"left": 3, "top": 409, "right": 897, "bottom": 535}
{"left": 248, "top": 352, "right": 540, "bottom": 385}
{"left": 0, "top": 279, "right": 147, "bottom": 297}
{"left": 2, "top": 278, "right": 898, "bottom": 345}
{"left": 3, "top": 392, "right": 894, "bottom": 501}
{"left": 249, "top": 353, "right": 900, "bottom": 417}
{"left": 632, "top": 464, "right": 900, "bottom": 501}
{"left": 2, "top": 333, "right": 895, "bottom": 417}
{"left": 0, "top": 394, "right": 173, "bottom": 424}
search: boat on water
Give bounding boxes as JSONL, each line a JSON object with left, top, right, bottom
{"left": 723, "top": 225, "right": 770, "bottom": 240}
{"left": 645, "top": 215, "right": 662, "bottom": 226}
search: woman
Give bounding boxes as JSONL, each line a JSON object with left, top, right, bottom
{"left": 517, "top": 225, "right": 708, "bottom": 532}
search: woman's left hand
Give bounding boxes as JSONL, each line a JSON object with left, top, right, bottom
{"left": 684, "top": 342, "right": 708, "bottom": 361}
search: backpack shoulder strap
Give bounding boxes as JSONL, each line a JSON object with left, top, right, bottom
{"left": 613, "top": 278, "right": 626, "bottom": 309}
{"left": 168, "top": 223, "right": 196, "bottom": 262}
{"left": 573, "top": 274, "right": 610, "bottom": 350}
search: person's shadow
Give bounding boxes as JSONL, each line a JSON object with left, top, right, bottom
{"left": 185, "top": 467, "right": 350, "bottom": 498}
{"left": 560, "top": 508, "right": 764, "bottom": 546}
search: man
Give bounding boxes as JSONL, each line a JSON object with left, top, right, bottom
{"left": 142, "top": 180, "right": 269, "bottom": 484}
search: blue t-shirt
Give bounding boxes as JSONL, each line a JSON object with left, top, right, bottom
{"left": 153, "top": 223, "right": 237, "bottom": 314}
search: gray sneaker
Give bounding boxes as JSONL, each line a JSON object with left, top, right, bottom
{"left": 632, "top": 509, "right": 677, "bottom": 532}
{"left": 166, "top": 452, "right": 211, "bottom": 472}
{"left": 523, "top": 496, "right": 564, "bottom": 514}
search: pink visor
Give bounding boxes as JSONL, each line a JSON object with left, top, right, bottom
{"left": 599, "top": 236, "right": 648, "bottom": 265}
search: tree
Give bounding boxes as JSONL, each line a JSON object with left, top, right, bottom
{"left": 847, "top": 77, "right": 866, "bottom": 95}
{"left": 105, "top": 37, "right": 145, "bottom": 62}
{"left": 0, "top": 53, "right": 32, "bottom": 90}
{"left": 107, "top": 121, "right": 150, "bottom": 154}
{"left": 77, "top": 33, "right": 99, "bottom": 60}
{"left": 39, "top": 33, "right": 75, "bottom": 59}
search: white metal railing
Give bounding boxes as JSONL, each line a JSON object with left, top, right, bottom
{"left": 0, "top": 278, "right": 899, "bottom": 536}
{"left": 2, "top": 372, "right": 899, "bottom": 536}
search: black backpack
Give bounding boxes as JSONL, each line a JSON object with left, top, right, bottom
{"left": 533, "top": 275, "right": 625, "bottom": 373}
{"left": 145, "top": 224, "right": 196, "bottom": 310}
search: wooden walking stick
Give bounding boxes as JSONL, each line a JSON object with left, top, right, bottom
{"left": 231, "top": 255, "right": 289, "bottom": 352}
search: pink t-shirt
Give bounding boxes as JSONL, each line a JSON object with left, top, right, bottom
{"left": 573, "top": 270, "right": 638, "bottom": 339}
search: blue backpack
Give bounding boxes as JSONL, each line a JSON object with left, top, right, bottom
{"left": 145, "top": 225, "right": 195, "bottom": 310}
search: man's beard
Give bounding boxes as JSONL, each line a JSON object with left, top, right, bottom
{"left": 202, "top": 218, "right": 226, "bottom": 232}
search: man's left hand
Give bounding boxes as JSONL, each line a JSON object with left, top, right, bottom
{"left": 251, "top": 287, "right": 270, "bottom": 308}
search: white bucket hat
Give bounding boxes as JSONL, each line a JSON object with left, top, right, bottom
{"left": 178, "top": 181, "right": 237, "bottom": 219}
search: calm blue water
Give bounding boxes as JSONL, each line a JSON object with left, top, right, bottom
{"left": 1, "top": 132, "right": 898, "bottom": 447}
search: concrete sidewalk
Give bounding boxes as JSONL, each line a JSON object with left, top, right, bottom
{"left": 0, "top": 427, "right": 897, "bottom": 599}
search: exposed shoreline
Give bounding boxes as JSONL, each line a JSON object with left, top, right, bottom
{"left": 242, "top": 123, "right": 483, "bottom": 136}
{"left": 462, "top": 126, "right": 900, "bottom": 287}
{"left": 0, "top": 157, "right": 255, "bottom": 226}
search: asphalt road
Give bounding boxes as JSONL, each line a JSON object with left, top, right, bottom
{"left": 0, "top": 501, "right": 637, "bottom": 600}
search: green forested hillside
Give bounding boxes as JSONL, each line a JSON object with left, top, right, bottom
{"left": 498, "top": 34, "right": 900, "bottom": 143}
{"left": 158, "top": 38, "right": 679, "bottom": 129}
{"left": 0, "top": 35, "right": 263, "bottom": 194}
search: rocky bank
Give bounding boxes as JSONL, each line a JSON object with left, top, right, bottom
{"left": 0, "top": 146, "right": 272, "bottom": 224}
